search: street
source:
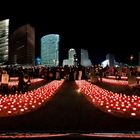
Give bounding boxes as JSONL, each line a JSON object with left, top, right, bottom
{"left": 0, "top": 80, "right": 140, "bottom": 133}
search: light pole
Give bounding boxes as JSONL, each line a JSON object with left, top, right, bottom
{"left": 130, "top": 55, "right": 134, "bottom": 66}
{"left": 74, "top": 54, "right": 77, "bottom": 66}
{"left": 53, "top": 59, "right": 56, "bottom": 66}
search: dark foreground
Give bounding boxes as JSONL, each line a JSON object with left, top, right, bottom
{"left": 0, "top": 81, "right": 140, "bottom": 139}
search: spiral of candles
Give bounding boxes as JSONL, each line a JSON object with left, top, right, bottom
{"left": 76, "top": 80, "right": 140, "bottom": 118}
{"left": 0, "top": 80, "right": 64, "bottom": 117}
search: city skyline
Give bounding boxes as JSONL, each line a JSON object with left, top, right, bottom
{"left": 1, "top": 3, "right": 140, "bottom": 137}
{"left": 0, "top": 5, "right": 139, "bottom": 65}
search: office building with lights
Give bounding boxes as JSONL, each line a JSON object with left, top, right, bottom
{"left": 41, "top": 34, "right": 59, "bottom": 66}
{"left": 68, "top": 48, "right": 76, "bottom": 66}
{"left": 106, "top": 53, "right": 115, "bottom": 67}
{"left": 68, "top": 48, "right": 76, "bottom": 59}
{"left": 62, "top": 48, "right": 76, "bottom": 66}
{"left": 81, "top": 49, "right": 92, "bottom": 67}
{"left": 9, "top": 24, "right": 35, "bottom": 65}
{"left": 0, "top": 19, "right": 9, "bottom": 64}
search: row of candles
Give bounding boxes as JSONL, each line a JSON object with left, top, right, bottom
{"left": 0, "top": 78, "right": 45, "bottom": 88}
{"left": 107, "top": 76, "right": 128, "bottom": 80}
{"left": 101, "top": 78, "right": 128, "bottom": 86}
{"left": 75, "top": 80, "right": 140, "bottom": 118}
{"left": 107, "top": 76, "right": 140, "bottom": 80}
{"left": 0, "top": 80, "right": 64, "bottom": 117}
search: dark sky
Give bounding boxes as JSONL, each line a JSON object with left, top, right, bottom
{"left": 0, "top": 2, "right": 139, "bottom": 65}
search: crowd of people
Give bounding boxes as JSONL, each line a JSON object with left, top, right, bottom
{"left": 0, "top": 64, "right": 140, "bottom": 93}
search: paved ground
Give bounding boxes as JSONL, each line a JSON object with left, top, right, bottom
{"left": 0, "top": 80, "right": 140, "bottom": 134}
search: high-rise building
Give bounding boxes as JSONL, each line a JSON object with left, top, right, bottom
{"left": 0, "top": 19, "right": 9, "bottom": 64}
{"left": 81, "top": 49, "right": 92, "bottom": 67}
{"left": 68, "top": 48, "right": 76, "bottom": 59}
{"left": 41, "top": 34, "right": 59, "bottom": 66}
{"left": 9, "top": 24, "right": 35, "bottom": 65}
{"left": 62, "top": 59, "right": 69, "bottom": 66}
{"left": 68, "top": 48, "right": 76, "bottom": 66}
{"left": 106, "top": 53, "right": 115, "bottom": 66}
{"left": 62, "top": 48, "right": 76, "bottom": 66}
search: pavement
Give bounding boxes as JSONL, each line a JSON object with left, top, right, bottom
{"left": 0, "top": 80, "right": 140, "bottom": 134}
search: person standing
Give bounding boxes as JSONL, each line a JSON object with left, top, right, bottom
{"left": 17, "top": 67, "right": 24, "bottom": 93}
{"left": 1, "top": 70, "right": 9, "bottom": 93}
{"left": 78, "top": 65, "right": 82, "bottom": 80}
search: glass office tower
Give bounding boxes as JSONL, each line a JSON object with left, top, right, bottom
{"left": 9, "top": 24, "right": 35, "bottom": 65}
{"left": 0, "top": 19, "right": 9, "bottom": 64}
{"left": 41, "top": 34, "right": 59, "bottom": 66}
{"left": 81, "top": 48, "right": 92, "bottom": 66}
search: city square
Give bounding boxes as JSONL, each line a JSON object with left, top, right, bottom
{"left": 0, "top": 6, "right": 140, "bottom": 139}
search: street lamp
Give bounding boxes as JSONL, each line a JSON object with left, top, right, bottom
{"left": 130, "top": 55, "right": 134, "bottom": 66}
{"left": 130, "top": 55, "right": 133, "bottom": 61}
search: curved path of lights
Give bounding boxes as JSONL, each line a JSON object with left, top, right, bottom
{"left": 76, "top": 80, "right": 140, "bottom": 118}
{"left": 107, "top": 76, "right": 140, "bottom": 81}
{"left": 7, "top": 78, "right": 45, "bottom": 88}
{"left": 107, "top": 76, "right": 128, "bottom": 80}
{"left": 101, "top": 78, "right": 128, "bottom": 86}
{"left": 0, "top": 80, "right": 64, "bottom": 117}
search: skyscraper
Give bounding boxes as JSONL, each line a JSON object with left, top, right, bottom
{"left": 0, "top": 19, "right": 9, "bottom": 64}
{"left": 81, "top": 49, "right": 92, "bottom": 66}
{"left": 68, "top": 48, "right": 76, "bottom": 59}
{"left": 68, "top": 48, "right": 76, "bottom": 66}
{"left": 62, "top": 48, "right": 76, "bottom": 66}
{"left": 106, "top": 53, "right": 115, "bottom": 67}
{"left": 9, "top": 24, "right": 35, "bottom": 65}
{"left": 41, "top": 34, "right": 59, "bottom": 66}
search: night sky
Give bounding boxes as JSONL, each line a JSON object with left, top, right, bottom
{"left": 0, "top": 2, "right": 139, "bottom": 65}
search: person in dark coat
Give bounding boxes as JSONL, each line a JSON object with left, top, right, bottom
{"left": 17, "top": 67, "right": 24, "bottom": 93}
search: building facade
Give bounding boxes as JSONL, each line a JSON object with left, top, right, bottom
{"left": 0, "top": 19, "right": 9, "bottom": 64}
{"left": 62, "top": 59, "right": 69, "bottom": 66}
{"left": 106, "top": 53, "right": 115, "bottom": 67}
{"left": 41, "top": 34, "right": 59, "bottom": 66}
{"left": 68, "top": 48, "right": 76, "bottom": 59}
{"left": 62, "top": 48, "right": 76, "bottom": 66}
{"left": 81, "top": 49, "right": 92, "bottom": 67}
{"left": 9, "top": 24, "right": 35, "bottom": 65}
{"left": 68, "top": 48, "right": 76, "bottom": 66}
